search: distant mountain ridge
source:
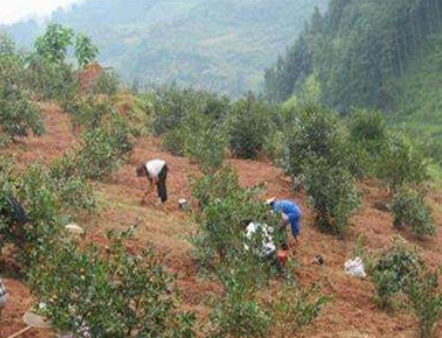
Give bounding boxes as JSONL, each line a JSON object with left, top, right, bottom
{"left": 2, "top": 0, "right": 328, "bottom": 97}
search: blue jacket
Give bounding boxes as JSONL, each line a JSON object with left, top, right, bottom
{"left": 271, "top": 200, "right": 302, "bottom": 238}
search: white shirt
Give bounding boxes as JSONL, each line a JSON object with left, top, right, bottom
{"left": 244, "top": 222, "right": 276, "bottom": 256}
{"left": 145, "top": 159, "right": 166, "bottom": 179}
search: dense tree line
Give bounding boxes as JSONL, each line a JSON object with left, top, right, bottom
{"left": 265, "top": 0, "right": 442, "bottom": 111}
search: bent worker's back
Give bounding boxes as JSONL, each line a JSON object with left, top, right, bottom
{"left": 273, "top": 200, "right": 301, "bottom": 218}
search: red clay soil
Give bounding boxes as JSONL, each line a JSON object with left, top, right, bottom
{"left": 1, "top": 105, "right": 442, "bottom": 337}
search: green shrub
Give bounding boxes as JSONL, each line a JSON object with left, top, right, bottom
{"left": 183, "top": 111, "right": 227, "bottom": 173}
{"left": 371, "top": 241, "right": 422, "bottom": 309}
{"left": 76, "top": 114, "right": 133, "bottom": 180}
{"left": 190, "top": 166, "right": 277, "bottom": 267}
{"left": 26, "top": 57, "right": 80, "bottom": 104}
{"left": 74, "top": 33, "right": 99, "bottom": 67}
{"left": 0, "top": 159, "right": 92, "bottom": 265}
{"left": 0, "top": 49, "right": 44, "bottom": 141}
{"left": 0, "top": 87, "right": 44, "bottom": 140}
{"left": 263, "top": 130, "right": 285, "bottom": 166}
{"left": 34, "top": 23, "right": 74, "bottom": 63}
{"left": 163, "top": 128, "right": 185, "bottom": 156}
{"left": 28, "top": 230, "right": 195, "bottom": 338}
{"left": 67, "top": 95, "right": 114, "bottom": 129}
{"left": 377, "top": 134, "right": 429, "bottom": 191}
{"left": 349, "top": 109, "right": 388, "bottom": 153}
{"left": 405, "top": 268, "right": 442, "bottom": 338}
{"left": 392, "top": 187, "right": 435, "bottom": 238}
{"left": 283, "top": 105, "right": 345, "bottom": 177}
{"left": 303, "top": 159, "right": 360, "bottom": 236}
{"left": 90, "top": 70, "right": 119, "bottom": 96}
{"left": 228, "top": 93, "right": 273, "bottom": 159}
{"left": 209, "top": 269, "right": 271, "bottom": 338}
{"left": 152, "top": 86, "right": 200, "bottom": 135}
{"left": 270, "top": 284, "right": 328, "bottom": 336}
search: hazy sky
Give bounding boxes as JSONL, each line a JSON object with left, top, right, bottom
{"left": 0, "top": 0, "right": 81, "bottom": 24}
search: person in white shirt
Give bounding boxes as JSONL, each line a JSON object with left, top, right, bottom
{"left": 136, "top": 159, "right": 168, "bottom": 204}
{"left": 241, "top": 219, "right": 290, "bottom": 280}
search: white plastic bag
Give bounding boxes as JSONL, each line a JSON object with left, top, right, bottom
{"left": 344, "top": 257, "right": 366, "bottom": 278}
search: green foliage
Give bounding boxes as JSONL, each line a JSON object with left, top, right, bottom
{"left": 26, "top": 56, "right": 80, "bottom": 103}
{"left": 405, "top": 268, "right": 442, "bottom": 338}
{"left": 371, "top": 241, "right": 423, "bottom": 309}
{"left": 0, "top": 39, "right": 44, "bottom": 141}
{"left": 377, "top": 134, "right": 429, "bottom": 191}
{"left": 191, "top": 166, "right": 268, "bottom": 265}
{"left": 266, "top": 0, "right": 442, "bottom": 111}
{"left": 209, "top": 270, "right": 271, "bottom": 338}
{"left": 28, "top": 231, "right": 195, "bottom": 338}
{"left": 76, "top": 113, "right": 133, "bottom": 180}
{"left": 228, "top": 93, "right": 274, "bottom": 159}
{"left": 0, "top": 84, "right": 44, "bottom": 140}
{"left": 271, "top": 284, "right": 328, "bottom": 336}
{"left": 90, "top": 70, "right": 119, "bottom": 96}
{"left": 392, "top": 187, "right": 435, "bottom": 237}
{"left": 303, "top": 158, "right": 360, "bottom": 236}
{"left": 67, "top": 95, "right": 114, "bottom": 129}
{"left": 0, "top": 157, "right": 95, "bottom": 265}
{"left": 283, "top": 105, "right": 344, "bottom": 177}
{"left": 152, "top": 86, "right": 200, "bottom": 136}
{"left": 34, "top": 23, "right": 74, "bottom": 63}
{"left": 74, "top": 33, "right": 99, "bottom": 67}
{"left": 349, "top": 109, "right": 388, "bottom": 153}
{"left": 163, "top": 128, "right": 185, "bottom": 156}
{"left": 183, "top": 110, "right": 227, "bottom": 172}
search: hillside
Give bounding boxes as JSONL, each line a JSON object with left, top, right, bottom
{"left": 265, "top": 0, "right": 442, "bottom": 111}
{"left": 390, "top": 31, "right": 442, "bottom": 144}
{"left": 2, "top": 0, "right": 328, "bottom": 97}
{"left": 2, "top": 101, "right": 442, "bottom": 338}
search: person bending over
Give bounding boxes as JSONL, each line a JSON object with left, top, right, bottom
{"left": 136, "top": 159, "right": 168, "bottom": 204}
{"left": 267, "top": 198, "right": 302, "bottom": 244}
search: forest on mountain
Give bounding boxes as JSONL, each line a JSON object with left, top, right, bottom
{"left": 265, "top": 0, "right": 442, "bottom": 116}
{"left": 2, "top": 0, "right": 327, "bottom": 97}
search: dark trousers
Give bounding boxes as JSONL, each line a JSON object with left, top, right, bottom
{"left": 156, "top": 165, "right": 168, "bottom": 203}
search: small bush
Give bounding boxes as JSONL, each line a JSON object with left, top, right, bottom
{"left": 90, "top": 70, "right": 119, "bottom": 96}
{"left": 371, "top": 241, "right": 422, "bottom": 309}
{"left": 76, "top": 113, "right": 133, "bottom": 180}
{"left": 405, "top": 268, "right": 442, "bottom": 338}
{"left": 152, "top": 86, "right": 200, "bottom": 135}
{"left": 183, "top": 111, "right": 227, "bottom": 173}
{"left": 0, "top": 51, "right": 44, "bottom": 141}
{"left": 283, "top": 105, "right": 345, "bottom": 177}
{"left": 190, "top": 166, "right": 276, "bottom": 268}
{"left": 303, "top": 159, "right": 360, "bottom": 236}
{"left": 209, "top": 269, "right": 271, "bottom": 338}
{"left": 163, "top": 128, "right": 185, "bottom": 156}
{"left": 228, "top": 93, "right": 273, "bottom": 159}
{"left": 0, "top": 89, "right": 44, "bottom": 140}
{"left": 26, "top": 57, "right": 80, "bottom": 104}
{"left": 377, "top": 134, "right": 429, "bottom": 191}
{"left": 392, "top": 187, "right": 435, "bottom": 237}
{"left": 66, "top": 95, "right": 114, "bottom": 129}
{"left": 271, "top": 284, "right": 328, "bottom": 336}
{"left": 349, "top": 109, "right": 387, "bottom": 153}
{"left": 28, "top": 230, "right": 195, "bottom": 338}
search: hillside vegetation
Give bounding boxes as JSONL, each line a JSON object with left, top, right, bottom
{"left": 2, "top": 0, "right": 328, "bottom": 97}
{"left": 2, "top": 21, "right": 442, "bottom": 338}
{"left": 265, "top": 0, "right": 442, "bottom": 110}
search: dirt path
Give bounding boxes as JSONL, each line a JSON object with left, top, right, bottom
{"left": 1, "top": 105, "right": 442, "bottom": 337}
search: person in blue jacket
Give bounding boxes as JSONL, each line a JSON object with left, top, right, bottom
{"left": 267, "top": 198, "right": 302, "bottom": 243}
